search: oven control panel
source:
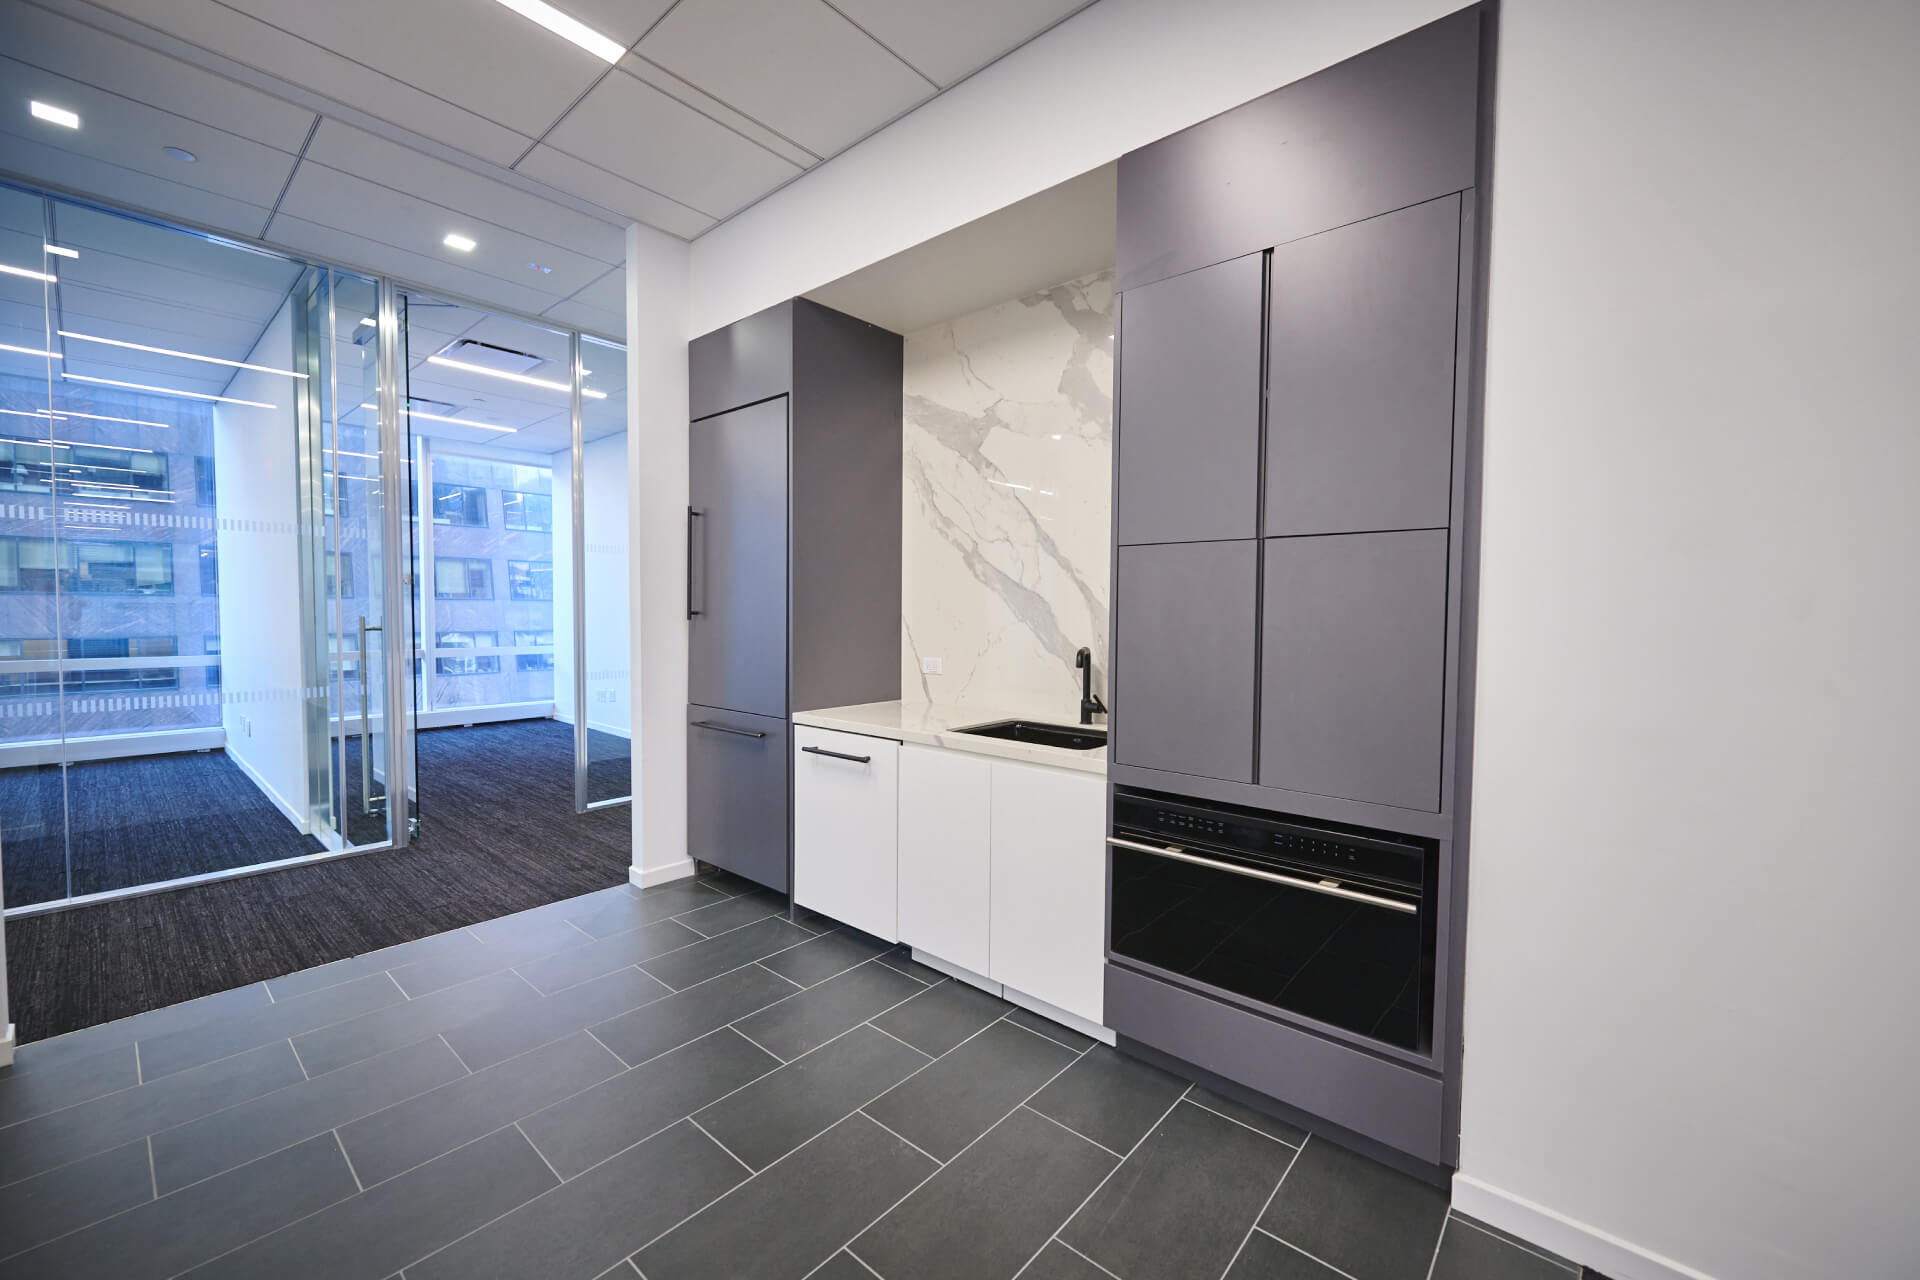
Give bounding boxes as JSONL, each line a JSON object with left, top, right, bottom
{"left": 1113, "top": 788, "right": 1428, "bottom": 890}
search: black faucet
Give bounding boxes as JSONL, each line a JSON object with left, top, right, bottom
{"left": 1076, "top": 647, "right": 1107, "bottom": 726}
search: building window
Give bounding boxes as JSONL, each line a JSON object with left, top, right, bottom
{"left": 434, "top": 556, "right": 492, "bottom": 600}
{"left": 322, "top": 479, "right": 351, "bottom": 519}
{"left": 507, "top": 560, "right": 553, "bottom": 602}
{"left": 0, "top": 435, "right": 169, "bottom": 496}
{"left": 435, "top": 630, "right": 500, "bottom": 675}
{"left": 65, "top": 636, "right": 180, "bottom": 694}
{"left": 327, "top": 551, "right": 355, "bottom": 598}
{"left": 195, "top": 456, "right": 216, "bottom": 508}
{"left": 204, "top": 636, "right": 221, "bottom": 691}
{"left": 502, "top": 490, "right": 552, "bottom": 532}
{"left": 0, "top": 537, "right": 174, "bottom": 595}
{"left": 199, "top": 545, "right": 218, "bottom": 595}
{"left": 0, "top": 638, "right": 59, "bottom": 697}
{"left": 513, "top": 628, "right": 555, "bottom": 672}
{"left": 432, "top": 482, "right": 488, "bottom": 527}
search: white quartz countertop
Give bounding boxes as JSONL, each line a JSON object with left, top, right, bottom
{"left": 792, "top": 701, "right": 1108, "bottom": 775}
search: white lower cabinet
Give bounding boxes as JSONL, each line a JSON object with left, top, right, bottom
{"left": 988, "top": 762, "right": 1107, "bottom": 1026}
{"left": 896, "top": 744, "right": 992, "bottom": 977}
{"left": 792, "top": 726, "right": 899, "bottom": 942}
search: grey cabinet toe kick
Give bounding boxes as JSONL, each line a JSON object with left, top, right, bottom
{"left": 1104, "top": 962, "right": 1445, "bottom": 1167}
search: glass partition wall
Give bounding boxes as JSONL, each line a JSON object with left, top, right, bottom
{"left": 0, "top": 182, "right": 629, "bottom": 916}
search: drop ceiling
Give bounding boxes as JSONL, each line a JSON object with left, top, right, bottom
{"left": 0, "top": 0, "right": 1098, "bottom": 338}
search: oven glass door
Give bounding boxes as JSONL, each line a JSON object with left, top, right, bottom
{"left": 1108, "top": 838, "right": 1429, "bottom": 1052}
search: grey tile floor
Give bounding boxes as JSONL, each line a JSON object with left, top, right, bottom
{"left": 0, "top": 870, "right": 1585, "bottom": 1280}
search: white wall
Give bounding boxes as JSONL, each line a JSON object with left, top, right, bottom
{"left": 626, "top": 222, "right": 693, "bottom": 886}
{"left": 213, "top": 296, "right": 308, "bottom": 829}
{"left": 682, "top": 2, "right": 1920, "bottom": 1278}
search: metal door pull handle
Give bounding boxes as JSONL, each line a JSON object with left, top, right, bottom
{"left": 1105, "top": 837, "right": 1416, "bottom": 914}
{"left": 802, "top": 745, "right": 871, "bottom": 764}
{"left": 693, "top": 720, "right": 766, "bottom": 739}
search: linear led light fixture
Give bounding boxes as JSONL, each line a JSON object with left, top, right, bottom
{"left": 59, "top": 331, "right": 307, "bottom": 379}
{"left": 30, "top": 101, "right": 80, "bottom": 129}
{"left": 425, "top": 354, "right": 607, "bottom": 398}
{"left": 442, "top": 233, "right": 477, "bottom": 253}
{"left": 43, "top": 245, "right": 78, "bottom": 259}
{"left": 0, "top": 263, "right": 56, "bottom": 283}
{"left": 0, "top": 343, "right": 60, "bottom": 358}
{"left": 0, "top": 405, "right": 170, "bottom": 429}
{"left": 490, "top": 0, "right": 625, "bottom": 62}
{"left": 359, "top": 401, "right": 515, "bottom": 432}
{"left": 63, "top": 372, "right": 276, "bottom": 409}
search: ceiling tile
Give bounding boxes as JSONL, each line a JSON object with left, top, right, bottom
{"left": 539, "top": 68, "right": 800, "bottom": 219}
{"left": 636, "top": 0, "right": 934, "bottom": 156}
{"left": 558, "top": 0, "right": 679, "bottom": 48}
{"left": 513, "top": 145, "right": 713, "bottom": 240}
{"left": 219, "top": 0, "right": 609, "bottom": 137}
{"left": 0, "top": 123, "right": 275, "bottom": 242}
{"left": 275, "top": 161, "right": 607, "bottom": 300}
{"left": 825, "top": 0, "right": 1090, "bottom": 87}
{"left": 540, "top": 295, "right": 622, "bottom": 340}
{"left": 265, "top": 212, "right": 563, "bottom": 317}
{"left": 88, "top": 0, "right": 533, "bottom": 165}
{"left": 305, "top": 120, "right": 625, "bottom": 264}
{"left": 0, "top": 3, "right": 316, "bottom": 151}
{"left": 619, "top": 55, "right": 816, "bottom": 167}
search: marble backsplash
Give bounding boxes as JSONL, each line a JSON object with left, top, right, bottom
{"left": 901, "top": 270, "right": 1114, "bottom": 719}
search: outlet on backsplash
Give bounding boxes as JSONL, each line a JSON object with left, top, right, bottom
{"left": 921, "top": 656, "right": 943, "bottom": 675}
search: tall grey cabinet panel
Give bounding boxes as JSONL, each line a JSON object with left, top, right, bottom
{"left": 686, "top": 299, "right": 902, "bottom": 894}
{"left": 1265, "top": 196, "right": 1461, "bottom": 537}
{"left": 1115, "top": 253, "right": 1266, "bottom": 546}
{"left": 1115, "top": 7, "right": 1481, "bottom": 293}
{"left": 1259, "top": 530, "right": 1448, "bottom": 811}
{"left": 688, "top": 398, "right": 790, "bottom": 719}
{"left": 1111, "top": 540, "right": 1258, "bottom": 783}
{"left": 687, "top": 706, "right": 790, "bottom": 894}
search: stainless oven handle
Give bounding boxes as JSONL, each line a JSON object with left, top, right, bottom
{"left": 1105, "top": 837, "right": 1417, "bottom": 915}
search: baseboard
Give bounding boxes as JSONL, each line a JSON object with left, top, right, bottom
{"left": 631, "top": 859, "right": 696, "bottom": 889}
{"left": 223, "top": 747, "right": 306, "bottom": 831}
{"left": 1450, "top": 1171, "right": 1720, "bottom": 1280}
{"left": 910, "top": 949, "right": 1118, "bottom": 1047}
{"left": 0, "top": 1022, "right": 15, "bottom": 1068}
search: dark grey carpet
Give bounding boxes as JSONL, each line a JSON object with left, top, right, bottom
{"left": 4, "top": 719, "right": 635, "bottom": 1042}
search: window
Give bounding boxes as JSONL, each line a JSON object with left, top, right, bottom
{"left": 327, "top": 551, "right": 355, "bottom": 598}
{"left": 66, "top": 637, "right": 180, "bottom": 694}
{"left": 507, "top": 560, "right": 553, "bottom": 602}
{"left": 204, "top": 636, "right": 221, "bottom": 691}
{"left": 0, "top": 638, "right": 59, "bottom": 697}
{"left": 322, "top": 480, "right": 351, "bottom": 519}
{"left": 514, "top": 628, "right": 555, "bottom": 672}
{"left": 432, "top": 482, "right": 487, "bottom": 527}
{"left": 199, "top": 545, "right": 218, "bottom": 596}
{"left": 195, "top": 456, "right": 216, "bottom": 508}
{"left": 1, "top": 537, "right": 174, "bottom": 595}
{"left": 502, "top": 490, "right": 552, "bottom": 532}
{"left": 434, "top": 556, "right": 492, "bottom": 600}
{"left": 0, "top": 436, "right": 169, "bottom": 496}
{"left": 435, "top": 630, "right": 500, "bottom": 676}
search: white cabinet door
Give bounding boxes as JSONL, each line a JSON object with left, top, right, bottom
{"left": 793, "top": 726, "right": 899, "bottom": 942}
{"left": 897, "top": 744, "right": 992, "bottom": 976}
{"left": 989, "top": 761, "right": 1106, "bottom": 1025}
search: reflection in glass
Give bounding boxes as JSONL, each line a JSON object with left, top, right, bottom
{"left": 577, "top": 336, "right": 631, "bottom": 807}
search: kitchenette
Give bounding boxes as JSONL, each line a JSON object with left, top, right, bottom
{"left": 683, "top": 4, "right": 1489, "bottom": 1187}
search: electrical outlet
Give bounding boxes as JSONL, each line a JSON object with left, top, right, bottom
{"left": 921, "top": 656, "right": 943, "bottom": 675}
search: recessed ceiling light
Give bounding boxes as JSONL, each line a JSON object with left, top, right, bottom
{"left": 358, "top": 317, "right": 376, "bottom": 327}
{"left": 30, "top": 101, "right": 79, "bottom": 129}
{"left": 59, "top": 330, "right": 307, "bottom": 379}
{"left": 490, "top": 0, "right": 624, "bottom": 63}
{"left": 426, "top": 354, "right": 607, "bottom": 399}
{"left": 0, "top": 262, "right": 57, "bottom": 283}
{"left": 43, "top": 244, "right": 78, "bottom": 259}
{"left": 62, "top": 372, "right": 277, "bottom": 409}
{"left": 443, "top": 233, "right": 477, "bottom": 253}
{"left": 162, "top": 146, "right": 197, "bottom": 162}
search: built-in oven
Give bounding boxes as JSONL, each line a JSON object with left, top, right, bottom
{"left": 1108, "top": 788, "right": 1437, "bottom": 1055}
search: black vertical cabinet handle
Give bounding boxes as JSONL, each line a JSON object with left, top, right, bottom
{"left": 686, "top": 507, "right": 702, "bottom": 618}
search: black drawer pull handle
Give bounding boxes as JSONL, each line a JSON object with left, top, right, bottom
{"left": 693, "top": 720, "right": 765, "bottom": 739}
{"left": 802, "top": 745, "right": 871, "bottom": 765}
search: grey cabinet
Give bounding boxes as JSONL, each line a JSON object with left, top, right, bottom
{"left": 687, "top": 706, "right": 790, "bottom": 893}
{"left": 1115, "top": 253, "right": 1266, "bottom": 546}
{"left": 689, "top": 302, "right": 792, "bottom": 422}
{"left": 688, "top": 398, "right": 789, "bottom": 719}
{"left": 1259, "top": 530, "right": 1448, "bottom": 810}
{"left": 1266, "top": 196, "right": 1461, "bottom": 537}
{"left": 1111, "top": 540, "right": 1259, "bottom": 783}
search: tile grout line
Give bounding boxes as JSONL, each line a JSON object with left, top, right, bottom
{"left": 751, "top": 959, "right": 806, "bottom": 991}
{"left": 726, "top": 1024, "right": 787, "bottom": 1065}
{"left": 1058, "top": 1239, "right": 1127, "bottom": 1280}
{"left": 134, "top": 1040, "right": 143, "bottom": 1085}
{"left": 437, "top": 1032, "right": 473, "bottom": 1075}
{"left": 1256, "top": 1229, "right": 1366, "bottom": 1280}
{"left": 861, "top": 1021, "right": 933, "bottom": 1059}
{"left": 1009, "top": 1084, "right": 1192, "bottom": 1280}
{"left": 839, "top": 1247, "right": 888, "bottom": 1280}
{"left": 1017, "top": 1103, "right": 1126, "bottom": 1160}
{"left": 998, "top": 1014, "right": 1089, "bottom": 1052}
{"left": 261, "top": 983, "right": 276, "bottom": 1004}
{"left": 333, "top": 1128, "right": 364, "bottom": 1193}
{"left": 1446, "top": 1213, "right": 1581, "bottom": 1274}
{"left": 1424, "top": 1213, "right": 1452, "bottom": 1280}
{"left": 146, "top": 1134, "right": 157, "bottom": 1200}
{"left": 1216, "top": 1133, "right": 1307, "bottom": 1280}
{"left": 1183, "top": 1096, "right": 1305, "bottom": 1149}
{"left": 515, "top": 1119, "right": 567, "bottom": 1184}
{"left": 856, "top": 1108, "right": 946, "bottom": 1167}
{"left": 686, "top": 1116, "right": 755, "bottom": 1174}
{"left": 289, "top": 1037, "right": 310, "bottom": 1080}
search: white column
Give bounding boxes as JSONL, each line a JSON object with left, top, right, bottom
{"left": 626, "top": 222, "right": 694, "bottom": 887}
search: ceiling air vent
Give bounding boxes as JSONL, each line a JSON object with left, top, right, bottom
{"left": 437, "top": 338, "right": 549, "bottom": 376}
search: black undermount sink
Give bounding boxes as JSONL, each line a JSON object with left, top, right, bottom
{"left": 955, "top": 720, "right": 1107, "bottom": 751}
